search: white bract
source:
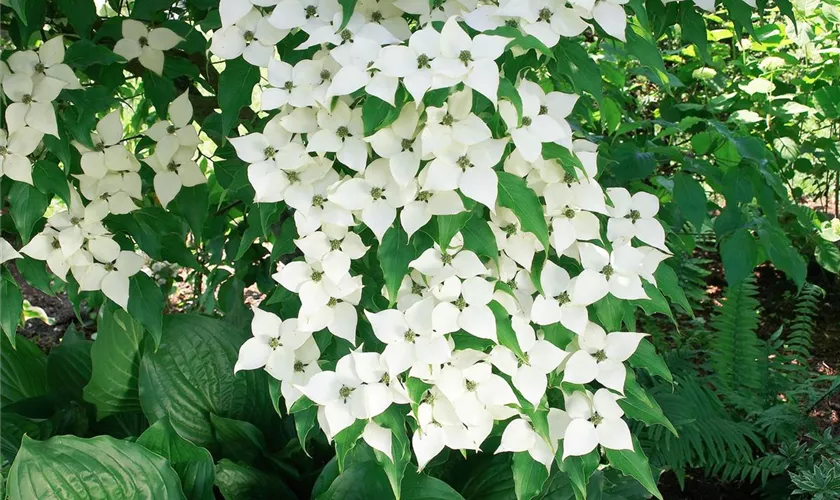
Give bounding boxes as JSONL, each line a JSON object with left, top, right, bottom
{"left": 563, "top": 323, "right": 646, "bottom": 393}
{"left": 557, "top": 389, "right": 634, "bottom": 457}
{"left": 114, "top": 20, "right": 182, "bottom": 75}
{"left": 0, "top": 127, "right": 42, "bottom": 184}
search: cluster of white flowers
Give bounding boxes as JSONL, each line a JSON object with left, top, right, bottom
{"left": 226, "top": 0, "right": 674, "bottom": 469}
{"left": 113, "top": 20, "right": 183, "bottom": 75}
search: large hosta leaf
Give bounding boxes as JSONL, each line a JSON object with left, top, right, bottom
{"left": 1, "top": 334, "right": 47, "bottom": 408}
{"left": 139, "top": 314, "right": 278, "bottom": 454}
{"left": 7, "top": 435, "right": 185, "bottom": 499}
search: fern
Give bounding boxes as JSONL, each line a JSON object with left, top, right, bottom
{"left": 708, "top": 278, "right": 764, "bottom": 406}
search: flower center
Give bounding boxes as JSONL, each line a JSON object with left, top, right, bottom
{"left": 320, "top": 69, "right": 331, "bottom": 81}
{"left": 336, "top": 126, "right": 349, "bottom": 139}
{"left": 294, "top": 360, "right": 305, "bottom": 372}
{"left": 454, "top": 296, "right": 466, "bottom": 311}
{"left": 563, "top": 208, "right": 576, "bottom": 219}
{"left": 370, "top": 187, "right": 384, "bottom": 200}
{"left": 404, "top": 329, "right": 417, "bottom": 342}
{"left": 505, "top": 19, "right": 518, "bottom": 27}
{"left": 371, "top": 10, "right": 383, "bottom": 22}
{"left": 166, "top": 124, "right": 177, "bottom": 134}
{"left": 401, "top": 138, "right": 413, "bottom": 151}
{"left": 506, "top": 279, "right": 517, "bottom": 289}
{"left": 338, "top": 385, "right": 354, "bottom": 400}
{"left": 456, "top": 155, "right": 472, "bottom": 171}
{"left": 421, "top": 390, "right": 435, "bottom": 405}
{"left": 440, "top": 253, "right": 453, "bottom": 265}
{"left": 264, "top": 146, "right": 277, "bottom": 159}
{"left": 339, "top": 29, "right": 353, "bottom": 42}
{"left": 286, "top": 171, "right": 300, "bottom": 183}
{"left": 563, "top": 172, "right": 576, "bottom": 184}
{"left": 304, "top": 5, "right": 317, "bottom": 17}
{"left": 243, "top": 31, "right": 255, "bottom": 42}
{"left": 557, "top": 291, "right": 570, "bottom": 305}
{"left": 0, "top": 146, "right": 7, "bottom": 156}
{"left": 417, "top": 53, "right": 430, "bottom": 69}
{"left": 465, "top": 379, "right": 477, "bottom": 392}
{"left": 330, "top": 239, "right": 342, "bottom": 251}
{"left": 590, "top": 412, "right": 603, "bottom": 425}
{"left": 51, "top": 239, "right": 61, "bottom": 249}
{"left": 539, "top": 105, "right": 548, "bottom": 115}
{"left": 411, "top": 282, "right": 424, "bottom": 295}
{"left": 34, "top": 62, "right": 45, "bottom": 73}
{"left": 138, "top": 36, "right": 149, "bottom": 47}
{"left": 627, "top": 209, "right": 641, "bottom": 223}
{"left": 94, "top": 141, "right": 106, "bottom": 152}
{"left": 441, "top": 113, "right": 454, "bottom": 126}
{"left": 538, "top": 7, "right": 552, "bottom": 21}
{"left": 21, "top": 94, "right": 33, "bottom": 104}
{"left": 521, "top": 116, "right": 532, "bottom": 127}
{"left": 310, "top": 270, "right": 324, "bottom": 282}
{"left": 380, "top": 372, "right": 390, "bottom": 384}
{"left": 458, "top": 50, "right": 472, "bottom": 65}
{"left": 416, "top": 190, "right": 432, "bottom": 202}
{"left": 500, "top": 223, "right": 517, "bottom": 236}
{"left": 167, "top": 160, "right": 178, "bottom": 172}
{"left": 311, "top": 194, "right": 325, "bottom": 207}
{"left": 327, "top": 297, "right": 338, "bottom": 307}
{"left": 594, "top": 349, "right": 607, "bottom": 362}
{"left": 70, "top": 217, "right": 81, "bottom": 225}
{"left": 104, "top": 263, "right": 115, "bottom": 271}
{"left": 601, "top": 264, "right": 614, "bottom": 280}
{"left": 283, "top": 80, "right": 294, "bottom": 91}
{"left": 268, "top": 337, "right": 282, "bottom": 349}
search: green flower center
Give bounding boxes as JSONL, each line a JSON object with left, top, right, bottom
{"left": 304, "top": 5, "right": 317, "bottom": 17}
{"left": 371, "top": 11, "right": 383, "bottom": 22}
{"left": 590, "top": 412, "right": 603, "bottom": 425}
{"left": 601, "top": 264, "right": 614, "bottom": 280}
{"left": 294, "top": 361, "right": 305, "bottom": 372}
{"left": 557, "top": 291, "right": 570, "bottom": 305}
{"left": 538, "top": 7, "right": 552, "bottom": 21}
{"left": 416, "top": 190, "right": 432, "bottom": 202}
{"left": 327, "top": 297, "right": 338, "bottom": 307}
{"left": 411, "top": 282, "right": 424, "bottom": 295}
{"left": 243, "top": 31, "right": 255, "bottom": 42}
{"left": 594, "top": 349, "right": 607, "bottom": 362}
{"left": 504, "top": 19, "right": 518, "bottom": 28}
{"left": 51, "top": 239, "right": 61, "bottom": 249}
{"left": 0, "top": 146, "right": 7, "bottom": 156}
{"left": 465, "top": 380, "right": 477, "bottom": 392}
{"left": 340, "top": 29, "right": 353, "bottom": 42}
{"left": 456, "top": 155, "right": 472, "bottom": 170}
{"left": 104, "top": 263, "right": 115, "bottom": 271}
{"left": 268, "top": 337, "right": 282, "bottom": 349}
{"left": 404, "top": 329, "right": 417, "bottom": 342}
{"left": 94, "top": 142, "right": 106, "bottom": 152}
{"left": 167, "top": 160, "right": 178, "bottom": 172}
{"left": 338, "top": 385, "right": 354, "bottom": 400}
{"left": 441, "top": 253, "right": 453, "bottom": 265}
{"left": 336, "top": 126, "right": 349, "bottom": 138}
{"left": 380, "top": 372, "right": 390, "bottom": 384}
{"left": 166, "top": 124, "right": 177, "bottom": 134}
{"left": 283, "top": 80, "right": 294, "bottom": 91}
{"left": 627, "top": 209, "right": 641, "bottom": 223}
{"left": 563, "top": 208, "right": 576, "bottom": 219}
{"left": 401, "top": 138, "right": 413, "bottom": 151}
{"left": 370, "top": 187, "right": 384, "bottom": 200}
{"left": 506, "top": 279, "right": 517, "bottom": 289}
{"left": 441, "top": 113, "right": 454, "bottom": 126}
{"left": 521, "top": 116, "right": 533, "bottom": 126}
{"left": 417, "top": 53, "right": 430, "bottom": 69}
{"left": 330, "top": 239, "right": 342, "bottom": 251}
{"left": 34, "top": 62, "right": 45, "bottom": 73}
{"left": 286, "top": 171, "right": 300, "bottom": 183}
{"left": 563, "top": 172, "right": 575, "bottom": 184}
{"left": 421, "top": 390, "right": 435, "bottom": 405}
{"left": 70, "top": 217, "right": 81, "bottom": 225}
{"left": 311, "top": 194, "right": 325, "bottom": 207}
{"left": 138, "top": 36, "right": 149, "bottom": 46}
{"left": 501, "top": 223, "right": 517, "bottom": 236}
{"left": 539, "top": 105, "right": 548, "bottom": 115}
{"left": 310, "top": 270, "right": 324, "bottom": 282}
{"left": 458, "top": 50, "right": 472, "bottom": 65}
{"left": 454, "top": 296, "right": 467, "bottom": 311}
{"left": 21, "top": 94, "right": 33, "bottom": 104}
{"left": 320, "top": 69, "right": 331, "bottom": 81}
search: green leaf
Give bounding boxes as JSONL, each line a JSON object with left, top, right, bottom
{"left": 1, "top": 412, "right": 51, "bottom": 462}
{"left": 628, "top": 339, "right": 672, "bottom": 383}
{"left": 143, "top": 70, "right": 177, "bottom": 118}
{"left": 211, "top": 413, "right": 267, "bottom": 464}
{"left": 720, "top": 228, "right": 757, "bottom": 284}
{"left": 15, "top": 256, "right": 58, "bottom": 296}
{"left": 8, "top": 182, "right": 49, "bottom": 243}
{"left": 513, "top": 452, "right": 549, "bottom": 500}
{"left": 673, "top": 172, "right": 706, "bottom": 230}
{"left": 319, "top": 461, "right": 395, "bottom": 500}
{"left": 756, "top": 225, "right": 807, "bottom": 288}
{"left": 814, "top": 85, "right": 840, "bottom": 119}
{"left": 334, "top": 419, "right": 366, "bottom": 471}
{"left": 110, "top": 207, "right": 199, "bottom": 269}
{"left": 65, "top": 40, "right": 126, "bottom": 68}
{"left": 83, "top": 306, "right": 145, "bottom": 419}
{"left": 654, "top": 264, "right": 692, "bottom": 316}
{"left": 553, "top": 40, "right": 602, "bottom": 105}
{"left": 604, "top": 436, "right": 662, "bottom": 500}
{"left": 131, "top": 0, "right": 176, "bottom": 20}
{"left": 630, "top": 282, "right": 675, "bottom": 325}
{"left": 1, "top": 334, "right": 47, "bottom": 408}
{"left": 139, "top": 314, "right": 278, "bottom": 454}
{"left": 362, "top": 94, "right": 402, "bottom": 136}
{"left": 461, "top": 215, "right": 499, "bottom": 266}
{"left": 170, "top": 183, "right": 210, "bottom": 239}
{"left": 491, "top": 300, "right": 524, "bottom": 358}
{"left": 0, "top": 271, "right": 23, "bottom": 346}
{"left": 558, "top": 448, "right": 600, "bottom": 500}
{"left": 215, "top": 459, "right": 296, "bottom": 499}
{"left": 137, "top": 416, "right": 216, "bottom": 500}
{"left": 618, "top": 370, "right": 678, "bottom": 436}
{"left": 815, "top": 239, "right": 840, "bottom": 275}
{"left": 625, "top": 21, "right": 672, "bottom": 90}
{"left": 720, "top": 0, "right": 755, "bottom": 36}
{"left": 379, "top": 225, "right": 416, "bottom": 307}
{"left": 437, "top": 210, "right": 473, "bottom": 249}
{"left": 497, "top": 171, "right": 550, "bottom": 250}
{"left": 373, "top": 406, "right": 411, "bottom": 499}
{"left": 31, "top": 160, "right": 70, "bottom": 205}
{"left": 678, "top": 4, "right": 710, "bottom": 62}
{"left": 8, "top": 435, "right": 186, "bottom": 500}
{"left": 499, "top": 77, "right": 523, "bottom": 123}
{"left": 219, "top": 57, "right": 260, "bottom": 138}
{"left": 295, "top": 406, "right": 319, "bottom": 456}
{"left": 46, "top": 326, "right": 92, "bottom": 401}
{"left": 593, "top": 294, "right": 627, "bottom": 332}
{"left": 128, "top": 273, "right": 165, "bottom": 349}
{"left": 338, "top": 0, "right": 358, "bottom": 29}
{"left": 56, "top": 0, "right": 97, "bottom": 38}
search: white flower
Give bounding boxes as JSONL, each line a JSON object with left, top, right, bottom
{"left": 395, "top": 0, "right": 474, "bottom": 24}
{"left": 400, "top": 187, "right": 465, "bottom": 240}
{"left": 409, "top": 234, "right": 488, "bottom": 284}
{"left": 75, "top": 110, "right": 127, "bottom": 179}
{"left": 268, "top": 0, "right": 341, "bottom": 32}
{"left": 495, "top": 417, "right": 555, "bottom": 468}
{"left": 46, "top": 189, "right": 109, "bottom": 259}
{"left": 421, "top": 90, "right": 491, "bottom": 157}
{"left": 589, "top": 0, "right": 630, "bottom": 42}
{"left": 431, "top": 276, "right": 497, "bottom": 342}
{"left": 144, "top": 91, "right": 200, "bottom": 159}
{"left": 274, "top": 260, "right": 360, "bottom": 318}
{"left": 329, "top": 159, "right": 416, "bottom": 242}
{"left": 386, "top": 270, "right": 431, "bottom": 311}
{"left": 366, "top": 297, "right": 452, "bottom": 375}
{"left": 0, "top": 127, "right": 43, "bottom": 184}
{"left": 297, "top": 12, "right": 398, "bottom": 50}
{"left": 606, "top": 188, "right": 668, "bottom": 251}
{"left": 280, "top": 337, "right": 322, "bottom": 411}
{"left": 301, "top": 350, "right": 394, "bottom": 439}
{"left": 328, "top": 38, "right": 398, "bottom": 104}
{"left": 144, "top": 146, "right": 206, "bottom": 208}
{"left": 374, "top": 26, "right": 442, "bottom": 103}
{"left": 563, "top": 323, "right": 646, "bottom": 392}
{"left": 2, "top": 73, "right": 63, "bottom": 137}
{"left": 0, "top": 238, "right": 21, "bottom": 264}
{"left": 499, "top": 82, "right": 567, "bottom": 162}
{"left": 543, "top": 169, "right": 608, "bottom": 217}
{"left": 357, "top": 0, "right": 412, "bottom": 40}
{"left": 7, "top": 36, "right": 81, "bottom": 89}
{"left": 514, "top": 0, "right": 589, "bottom": 48}
{"left": 435, "top": 358, "right": 518, "bottom": 425}
{"left": 307, "top": 100, "right": 368, "bottom": 173}
{"left": 76, "top": 250, "right": 145, "bottom": 309}
{"left": 219, "top": 0, "right": 281, "bottom": 26}
{"left": 490, "top": 207, "right": 542, "bottom": 270}
{"left": 547, "top": 206, "right": 602, "bottom": 255}
{"left": 211, "top": 9, "right": 287, "bottom": 67}
{"left": 574, "top": 242, "right": 648, "bottom": 302}
{"left": 114, "top": 20, "right": 182, "bottom": 75}
{"left": 530, "top": 261, "right": 590, "bottom": 334}
{"left": 491, "top": 255, "right": 537, "bottom": 316}
{"left": 557, "top": 389, "right": 633, "bottom": 458}
{"left": 294, "top": 227, "right": 369, "bottom": 283}
{"left": 430, "top": 17, "right": 511, "bottom": 103}
{"left": 366, "top": 105, "right": 423, "bottom": 187}
{"left": 234, "top": 308, "right": 314, "bottom": 380}
{"left": 422, "top": 138, "right": 507, "bottom": 210}
{"left": 20, "top": 228, "right": 72, "bottom": 280}
{"left": 411, "top": 388, "right": 482, "bottom": 470}
{"left": 519, "top": 80, "right": 577, "bottom": 149}
{"left": 262, "top": 58, "right": 321, "bottom": 110}
{"left": 292, "top": 167, "right": 356, "bottom": 236}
